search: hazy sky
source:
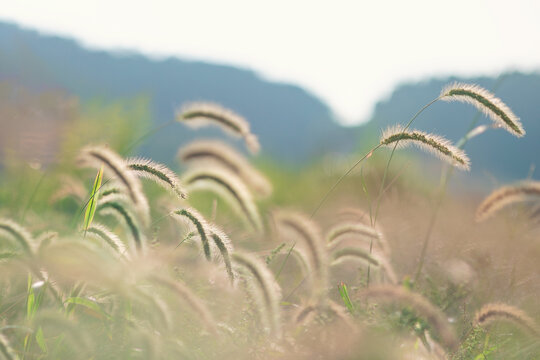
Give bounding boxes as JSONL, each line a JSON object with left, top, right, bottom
{"left": 2, "top": 0, "right": 540, "bottom": 125}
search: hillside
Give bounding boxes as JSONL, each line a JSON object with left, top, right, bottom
{"left": 1, "top": 21, "right": 539, "bottom": 181}
{"left": 364, "top": 73, "right": 540, "bottom": 182}
{"left": 0, "top": 21, "right": 350, "bottom": 164}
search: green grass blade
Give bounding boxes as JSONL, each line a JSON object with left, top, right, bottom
{"left": 83, "top": 165, "right": 104, "bottom": 231}
{"left": 35, "top": 326, "right": 48, "bottom": 354}
{"left": 64, "top": 297, "right": 111, "bottom": 320}
{"left": 338, "top": 282, "right": 354, "bottom": 313}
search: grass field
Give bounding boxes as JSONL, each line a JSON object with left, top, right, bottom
{"left": 0, "top": 84, "right": 539, "bottom": 359}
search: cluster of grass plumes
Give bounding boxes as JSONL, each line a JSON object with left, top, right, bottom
{"left": 0, "top": 82, "right": 538, "bottom": 359}
{"left": 474, "top": 303, "right": 540, "bottom": 337}
{"left": 178, "top": 139, "right": 272, "bottom": 198}
{"left": 475, "top": 181, "right": 540, "bottom": 222}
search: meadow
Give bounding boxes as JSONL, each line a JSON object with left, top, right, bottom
{"left": 0, "top": 83, "right": 539, "bottom": 359}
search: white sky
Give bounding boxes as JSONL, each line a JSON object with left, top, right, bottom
{"left": 1, "top": 0, "right": 540, "bottom": 125}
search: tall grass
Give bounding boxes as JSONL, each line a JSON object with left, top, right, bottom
{"left": 0, "top": 83, "right": 537, "bottom": 359}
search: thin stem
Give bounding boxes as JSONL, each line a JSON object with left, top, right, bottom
{"left": 366, "top": 97, "right": 440, "bottom": 287}
{"left": 310, "top": 144, "right": 382, "bottom": 219}
{"left": 20, "top": 170, "right": 47, "bottom": 222}
{"left": 412, "top": 76, "right": 507, "bottom": 285}
{"left": 70, "top": 178, "right": 112, "bottom": 229}
{"left": 275, "top": 243, "right": 296, "bottom": 280}
{"left": 372, "top": 96, "right": 440, "bottom": 226}
{"left": 121, "top": 119, "right": 175, "bottom": 156}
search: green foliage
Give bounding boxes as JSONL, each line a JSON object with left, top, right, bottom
{"left": 60, "top": 96, "right": 151, "bottom": 160}
{"left": 0, "top": 82, "right": 538, "bottom": 359}
{"left": 83, "top": 165, "right": 103, "bottom": 231}
{"left": 338, "top": 282, "right": 355, "bottom": 314}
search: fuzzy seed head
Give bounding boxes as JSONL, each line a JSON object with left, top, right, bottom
{"left": 331, "top": 247, "right": 396, "bottom": 284}
{"left": 126, "top": 157, "right": 187, "bottom": 199}
{"left": 232, "top": 251, "right": 282, "bottom": 338}
{"left": 78, "top": 146, "right": 150, "bottom": 224}
{"left": 274, "top": 210, "right": 328, "bottom": 297}
{"left": 0, "top": 218, "right": 34, "bottom": 255}
{"left": 98, "top": 195, "right": 145, "bottom": 253}
{"left": 327, "top": 222, "right": 391, "bottom": 256}
{"left": 380, "top": 125, "right": 471, "bottom": 171}
{"left": 207, "top": 225, "right": 236, "bottom": 284}
{"left": 474, "top": 303, "right": 539, "bottom": 337}
{"left": 86, "top": 223, "right": 127, "bottom": 257}
{"left": 150, "top": 275, "right": 217, "bottom": 334}
{"left": 172, "top": 207, "right": 212, "bottom": 261}
{"left": 182, "top": 167, "right": 263, "bottom": 232}
{"left": 476, "top": 181, "right": 540, "bottom": 222}
{"left": 441, "top": 83, "right": 524, "bottom": 137}
{"left": 360, "top": 285, "right": 458, "bottom": 350}
{"left": 178, "top": 139, "right": 272, "bottom": 198}
{"left": 176, "top": 102, "right": 260, "bottom": 154}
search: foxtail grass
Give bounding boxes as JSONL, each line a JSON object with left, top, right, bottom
{"left": 441, "top": 83, "right": 524, "bottom": 137}
{"left": 182, "top": 167, "right": 262, "bottom": 232}
{"left": 208, "top": 226, "right": 235, "bottom": 284}
{"left": 78, "top": 145, "right": 149, "bottom": 220}
{"left": 359, "top": 285, "right": 458, "bottom": 350}
{"left": 274, "top": 210, "right": 328, "bottom": 297}
{"left": 294, "top": 300, "right": 356, "bottom": 329}
{"left": 0, "top": 218, "right": 33, "bottom": 255}
{"left": 178, "top": 139, "right": 271, "bottom": 197}
{"left": 176, "top": 102, "right": 260, "bottom": 154}
{"left": 338, "top": 207, "right": 372, "bottom": 224}
{"left": 295, "top": 304, "right": 316, "bottom": 325}
{"left": 475, "top": 181, "right": 540, "bottom": 222}
{"left": 126, "top": 157, "right": 187, "bottom": 199}
{"left": 98, "top": 195, "right": 145, "bottom": 252}
{"left": 380, "top": 126, "right": 470, "bottom": 170}
{"left": 150, "top": 275, "right": 218, "bottom": 334}
{"left": 172, "top": 208, "right": 212, "bottom": 260}
{"left": 232, "top": 251, "right": 282, "bottom": 338}
{"left": 474, "top": 303, "right": 540, "bottom": 337}
{"left": 326, "top": 222, "right": 391, "bottom": 256}
{"left": 86, "top": 223, "right": 127, "bottom": 256}
{"left": 331, "top": 247, "right": 397, "bottom": 284}
{"left": 36, "top": 231, "right": 58, "bottom": 253}
{"left": 0, "top": 333, "right": 18, "bottom": 360}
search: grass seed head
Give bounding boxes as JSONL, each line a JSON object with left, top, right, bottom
{"left": 98, "top": 195, "right": 145, "bottom": 253}
{"left": 476, "top": 181, "right": 540, "bottom": 222}
{"left": 78, "top": 145, "right": 150, "bottom": 223}
{"left": 150, "top": 275, "right": 218, "bottom": 334}
{"left": 182, "top": 167, "right": 263, "bottom": 232}
{"left": 0, "top": 218, "right": 34, "bottom": 255}
{"left": 126, "top": 157, "right": 187, "bottom": 199}
{"left": 274, "top": 210, "right": 329, "bottom": 297}
{"left": 178, "top": 139, "right": 272, "bottom": 198}
{"left": 380, "top": 125, "right": 471, "bottom": 171}
{"left": 208, "top": 225, "right": 236, "bottom": 284}
{"left": 474, "top": 303, "right": 540, "bottom": 337}
{"left": 232, "top": 251, "right": 282, "bottom": 338}
{"left": 86, "top": 223, "right": 127, "bottom": 257}
{"left": 326, "top": 222, "right": 391, "bottom": 256}
{"left": 176, "top": 102, "right": 260, "bottom": 154}
{"left": 441, "top": 82, "right": 525, "bottom": 137}
{"left": 359, "top": 285, "right": 458, "bottom": 351}
{"left": 172, "top": 207, "right": 212, "bottom": 261}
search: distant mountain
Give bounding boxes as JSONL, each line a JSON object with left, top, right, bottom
{"left": 0, "top": 21, "right": 352, "bottom": 164}
{"left": 364, "top": 74, "right": 540, "bottom": 182}
{"left": 1, "top": 21, "right": 539, "bottom": 181}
